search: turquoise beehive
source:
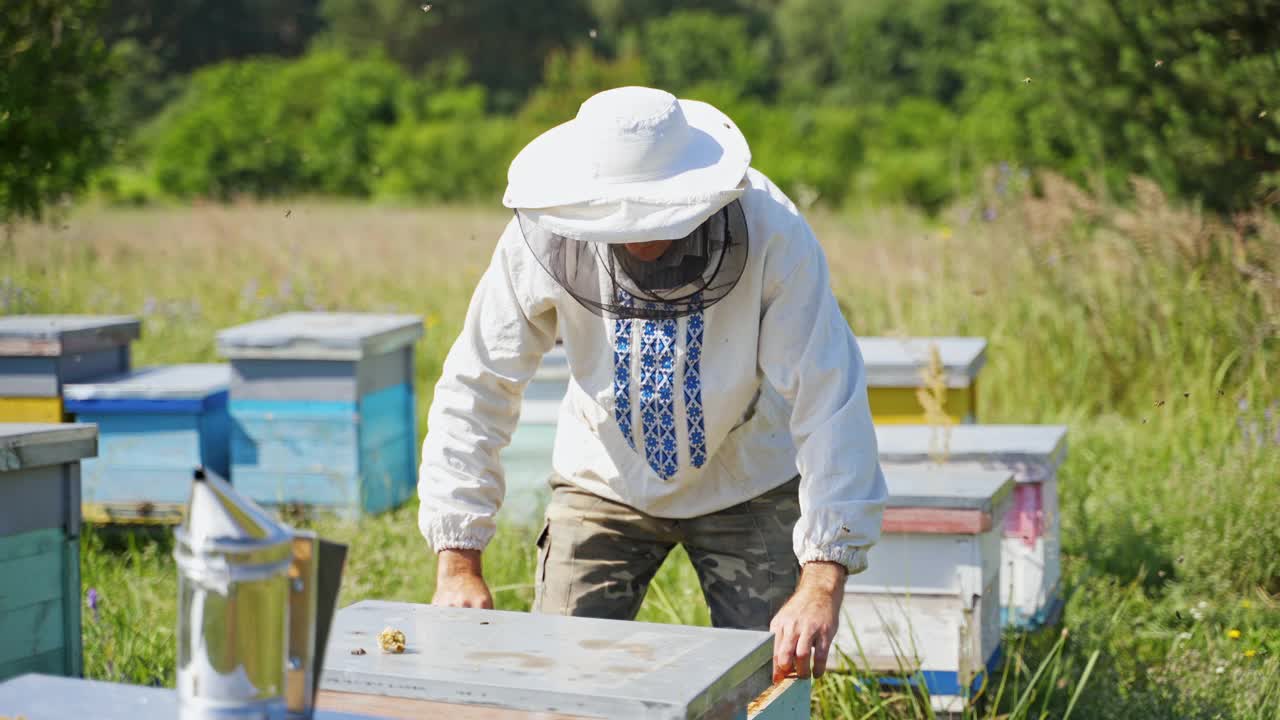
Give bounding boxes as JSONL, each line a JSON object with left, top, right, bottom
{"left": 217, "top": 313, "right": 423, "bottom": 519}
{"left": 63, "top": 364, "right": 231, "bottom": 524}
{"left": 0, "top": 423, "right": 96, "bottom": 682}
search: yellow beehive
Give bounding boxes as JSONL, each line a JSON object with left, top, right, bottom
{"left": 857, "top": 337, "right": 987, "bottom": 424}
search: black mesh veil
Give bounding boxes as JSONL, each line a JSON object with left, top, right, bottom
{"left": 517, "top": 200, "right": 749, "bottom": 321}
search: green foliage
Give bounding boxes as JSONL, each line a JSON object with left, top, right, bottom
{"left": 774, "top": 0, "right": 997, "bottom": 107}
{"left": 318, "top": 0, "right": 595, "bottom": 111}
{"left": 373, "top": 118, "right": 521, "bottom": 203}
{"left": 518, "top": 46, "right": 652, "bottom": 127}
{"left": 632, "top": 10, "right": 771, "bottom": 100}
{"left": 972, "top": 0, "right": 1280, "bottom": 212}
{"left": 147, "top": 51, "right": 410, "bottom": 199}
{"left": 1, "top": 0, "right": 114, "bottom": 220}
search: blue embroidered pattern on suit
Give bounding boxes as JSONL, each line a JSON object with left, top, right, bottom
{"left": 613, "top": 295, "right": 636, "bottom": 450}
{"left": 638, "top": 307, "right": 680, "bottom": 479}
{"left": 684, "top": 298, "right": 707, "bottom": 468}
{"left": 610, "top": 297, "right": 707, "bottom": 479}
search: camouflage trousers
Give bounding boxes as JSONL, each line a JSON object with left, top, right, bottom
{"left": 532, "top": 475, "right": 802, "bottom": 631}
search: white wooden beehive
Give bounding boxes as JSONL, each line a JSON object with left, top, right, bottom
{"left": 874, "top": 424, "right": 1069, "bottom": 628}
{"left": 836, "top": 465, "right": 1013, "bottom": 711}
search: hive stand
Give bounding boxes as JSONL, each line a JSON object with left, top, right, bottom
{"left": 0, "top": 316, "right": 140, "bottom": 423}
{"left": 0, "top": 423, "right": 96, "bottom": 682}
{"left": 857, "top": 337, "right": 987, "bottom": 425}
{"left": 837, "top": 465, "right": 1014, "bottom": 713}
{"left": 64, "top": 364, "right": 231, "bottom": 525}
{"left": 874, "top": 424, "right": 1070, "bottom": 629}
{"left": 217, "top": 313, "right": 424, "bottom": 519}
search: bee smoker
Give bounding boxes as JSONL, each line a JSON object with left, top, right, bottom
{"left": 173, "top": 469, "right": 347, "bottom": 720}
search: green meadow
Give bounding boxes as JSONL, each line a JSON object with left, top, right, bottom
{"left": 6, "top": 176, "right": 1279, "bottom": 718}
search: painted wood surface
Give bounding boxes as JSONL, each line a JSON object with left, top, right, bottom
{"left": 322, "top": 600, "right": 775, "bottom": 720}
{"left": 746, "top": 677, "right": 811, "bottom": 720}
{"left": 0, "top": 423, "right": 96, "bottom": 472}
{"left": 0, "top": 397, "right": 65, "bottom": 423}
{"left": 230, "top": 383, "right": 415, "bottom": 516}
{"left": 868, "top": 385, "right": 976, "bottom": 425}
{"left": 217, "top": 312, "right": 423, "bottom": 361}
{"left": 63, "top": 364, "right": 229, "bottom": 402}
{"left": 882, "top": 507, "right": 992, "bottom": 534}
{"left": 0, "top": 463, "right": 79, "bottom": 541}
{"left": 0, "top": 528, "right": 79, "bottom": 679}
{"left": 0, "top": 315, "right": 140, "bottom": 357}
{"left": 317, "top": 691, "right": 596, "bottom": 720}
{"left": 231, "top": 347, "right": 412, "bottom": 402}
{"left": 857, "top": 337, "right": 987, "bottom": 388}
{"left": 0, "top": 347, "right": 130, "bottom": 397}
{"left": 835, "top": 571, "right": 1002, "bottom": 710}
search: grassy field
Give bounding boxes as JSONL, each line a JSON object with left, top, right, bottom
{"left": 5, "top": 176, "right": 1279, "bottom": 718}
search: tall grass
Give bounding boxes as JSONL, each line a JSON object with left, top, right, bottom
{"left": 4, "top": 175, "right": 1278, "bottom": 718}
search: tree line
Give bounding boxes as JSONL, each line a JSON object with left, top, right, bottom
{"left": 3, "top": 0, "right": 1278, "bottom": 220}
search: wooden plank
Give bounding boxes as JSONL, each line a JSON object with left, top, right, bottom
{"left": 82, "top": 502, "right": 184, "bottom": 525}
{"left": 76, "top": 413, "right": 201, "bottom": 469}
{"left": 0, "top": 464, "right": 69, "bottom": 538}
{"left": 317, "top": 690, "right": 597, "bottom": 720}
{"left": 868, "top": 386, "right": 974, "bottom": 425}
{"left": 0, "top": 596, "right": 66, "bottom": 665}
{"left": 0, "top": 397, "right": 65, "bottom": 423}
{"left": 0, "top": 540, "right": 64, "bottom": 612}
{"left": 0, "top": 527, "right": 62, "bottom": 563}
{"left": 0, "top": 647, "right": 65, "bottom": 682}
{"left": 80, "top": 465, "right": 205, "bottom": 507}
{"left": 217, "top": 312, "right": 423, "bottom": 361}
{"left": 882, "top": 507, "right": 991, "bottom": 535}
{"left": 0, "top": 423, "right": 96, "bottom": 471}
{"left": 63, "top": 538, "right": 83, "bottom": 677}
{"left": 747, "top": 677, "right": 811, "bottom": 720}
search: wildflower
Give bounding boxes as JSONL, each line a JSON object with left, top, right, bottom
{"left": 1198, "top": 600, "right": 1209, "bottom": 610}
{"left": 1215, "top": 666, "right": 1225, "bottom": 674}
{"left": 939, "top": 226, "right": 953, "bottom": 240}
{"left": 1241, "top": 600, "right": 1252, "bottom": 609}
{"left": 1177, "top": 632, "right": 1192, "bottom": 641}
{"left": 1244, "top": 649, "right": 1257, "bottom": 658}
{"left": 86, "top": 588, "right": 100, "bottom": 623}
{"left": 1190, "top": 607, "right": 1204, "bottom": 621}
{"left": 1228, "top": 629, "right": 1242, "bottom": 640}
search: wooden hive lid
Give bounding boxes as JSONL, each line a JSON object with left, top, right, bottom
{"left": 875, "top": 424, "right": 1069, "bottom": 482}
{"left": 0, "top": 315, "right": 141, "bottom": 357}
{"left": 856, "top": 336, "right": 987, "bottom": 388}
{"left": 882, "top": 464, "right": 1015, "bottom": 512}
{"left": 0, "top": 422, "right": 97, "bottom": 471}
{"left": 217, "top": 312, "right": 424, "bottom": 361}
{"left": 879, "top": 464, "right": 1014, "bottom": 535}
{"left": 63, "top": 364, "right": 230, "bottom": 401}
{"left": 321, "top": 600, "right": 773, "bottom": 719}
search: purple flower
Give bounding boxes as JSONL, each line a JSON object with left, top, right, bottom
{"left": 87, "top": 588, "right": 100, "bottom": 622}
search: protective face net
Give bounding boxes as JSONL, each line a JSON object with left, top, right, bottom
{"left": 517, "top": 200, "right": 749, "bottom": 321}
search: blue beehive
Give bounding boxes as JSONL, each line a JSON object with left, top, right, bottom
{"left": 216, "top": 313, "right": 424, "bottom": 519}
{"left": 0, "top": 422, "right": 96, "bottom": 681}
{"left": 63, "top": 364, "right": 230, "bottom": 524}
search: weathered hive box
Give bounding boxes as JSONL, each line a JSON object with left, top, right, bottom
{"left": 63, "top": 364, "right": 230, "bottom": 525}
{"left": 0, "top": 316, "right": 141, "bottom": 423}
{"left": 875, "top": 424, "right": 1069, "bottom": 628}
{"left": 857, "top": 337, "right": 986, "bottom": 424}
{"left": 0, "top": 423, "right": 96, "bottom": 682}
{"left": 217, "top": 313, "right": 423, "bottom": 519}
{"left": 318, "top": 599, "right": 809, "bottom": 719}
{"left": 502, "top": 344, "right": 569, "bottom": 525}
{"left": 836, "top": 465, "right": 1013, "bottom": 712}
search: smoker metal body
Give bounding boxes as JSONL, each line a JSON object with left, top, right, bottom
{"left": 173, "top": 469, "right": 345, "bottom": 720}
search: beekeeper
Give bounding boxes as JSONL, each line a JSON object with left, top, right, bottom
{"left": 419, "top": 86, "right": 887, "bottom": 681}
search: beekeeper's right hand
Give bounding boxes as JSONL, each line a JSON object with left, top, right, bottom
{"left": 432, "top": 549, "right": 494, "bottom": 609}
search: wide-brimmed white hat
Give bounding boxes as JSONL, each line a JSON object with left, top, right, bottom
{"left": 503, "top": 86, "right": 751, "bottom": 244}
